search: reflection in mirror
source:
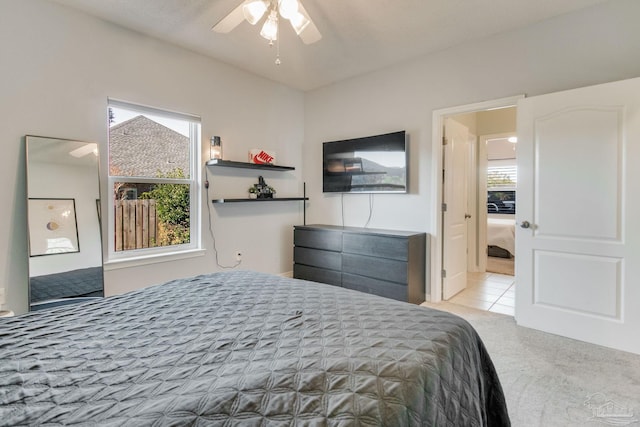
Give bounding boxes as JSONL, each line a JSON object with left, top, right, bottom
{"left": 26, "top": 135, "right": 104, "bottom": 311}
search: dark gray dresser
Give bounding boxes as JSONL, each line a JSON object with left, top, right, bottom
{"left": 293, "top": 224, "right": 427, "bottom": 304}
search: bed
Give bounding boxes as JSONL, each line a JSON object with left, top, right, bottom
{"left": 487, "top": 217, "right": 516, "bottom": 257}
{"left": 0, "top": 270, "right": 510, "bottom": 426}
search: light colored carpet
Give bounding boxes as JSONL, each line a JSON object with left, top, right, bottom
{"left": 421, "top": 301, "right": 640, "bottom": 427}
{"left": 487, "top": 256, "right": 515, "bottom": 276}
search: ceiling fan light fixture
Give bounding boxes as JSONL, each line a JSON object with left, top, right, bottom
{"left": 278, "top": 0, "right": 299, "bottom": 20}
{"left": 69, "top": 143, "right": 98, "bottom": 158}
{"left": 243, "top": 0, "right": 268, "bottom": 25}
{"left": 213, "top": 0, "right": 321, "bottom": 64}
{"left": 289, "top": 12, "right": 310, "bottom": 35}
{"left": 260, "top": 10, "right": 278, "bottom": 41}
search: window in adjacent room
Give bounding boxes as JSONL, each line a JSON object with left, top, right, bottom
{"left": 487, "top": 137, "right": 516, "bottom": 214}
{"left": 107, "top": 99, "right": 201, "bottom": 260}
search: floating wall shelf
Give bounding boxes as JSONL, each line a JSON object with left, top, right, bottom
{"left": 206, "top": 159, "right": 308, "bottom": 224}
{"left": 205, "top": 159, "right": 295, "bottom": 171}
{"left": 212, "top": 197, "right": 309, "bottom": 204}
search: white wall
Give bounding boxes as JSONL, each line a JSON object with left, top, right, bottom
{"left": 303, "top": 0, "right": 640, "bottom": 296}
{"left": 0, "top": 0, "right": 305, "bottom": 313}
{"left": 477, "top": 108, "right": 516, "bottom": 137}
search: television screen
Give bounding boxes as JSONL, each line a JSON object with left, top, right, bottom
{"left": 323, "top": 131, "right": 407, "bottom": 193}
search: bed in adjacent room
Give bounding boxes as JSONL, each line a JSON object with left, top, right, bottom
{"left": 0, "top": 270, "right": 510, "bottom": 426}
{"left": 487, "top": 217, "right": 516, "bottom": 258}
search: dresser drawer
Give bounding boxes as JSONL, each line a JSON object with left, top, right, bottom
{"left": 294, "top": 264, "right": 342, "bottom": 287}
{"left": 294, "top": 247, "right": 342, "bottom": 271}
{"left": 294, "top": 228, "right": 342, "bottom": 252}
{"left": 342, "top": 253, "right": 408, "bottom": 284}
{"left": 342, "top": 273, "right": 407, "bottom": 302}
{"left": 342, "top": 233, "right": 409, "bottom": 261}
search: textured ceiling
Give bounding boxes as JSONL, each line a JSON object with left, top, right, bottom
{"left": 49, "top": 0, "right": 609, "bottom": 91}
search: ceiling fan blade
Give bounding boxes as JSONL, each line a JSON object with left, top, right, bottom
{"left": 212, "top": 1, "right": 247, "bottom": 34}
{"left": 296, "top": 2, "right": 322, "bottom": 44}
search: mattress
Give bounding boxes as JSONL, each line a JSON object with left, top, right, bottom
{"left": 487, "top": 218, "right": 516, "bottom": 256}
{"left": 0, "top": 270, "right": 509, "bottom": 426}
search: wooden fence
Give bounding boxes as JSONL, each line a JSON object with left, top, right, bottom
{"left": 115, "top": 199, "right": 157, "bottom": 251}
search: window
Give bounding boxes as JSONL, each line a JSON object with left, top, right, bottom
{"left": 107, "top": 99, "right": 201, "bottom": 260}
{"left": 487, "top": 163, "right": 517, "bottom": 189}
{"left": 487, "top": 160, "right": 516, "bottom": 214}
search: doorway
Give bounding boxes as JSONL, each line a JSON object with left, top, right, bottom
{"left": 482, "top": 133, "right": 517, "bottom": 277}
{"left": 441, "top": 115, "right": 517, "bottom": 315}
{"left": 432, "top": 78, "right": 640, "bottom": 355}
{"left": 429, "top": 96, "right": 522, "bottom": 307}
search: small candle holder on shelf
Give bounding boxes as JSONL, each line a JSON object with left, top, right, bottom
{"left": 210, "top": 136, "right": 222, "bottom": 160}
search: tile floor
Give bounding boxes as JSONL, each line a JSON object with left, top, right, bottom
{"left": 448, "top": 271, "right": 515, "bottom": 316}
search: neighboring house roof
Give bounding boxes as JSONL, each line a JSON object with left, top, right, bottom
{"left": 109, "top": 115, "right": 189, "bottom": 177}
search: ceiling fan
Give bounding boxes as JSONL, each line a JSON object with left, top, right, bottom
{"left": 213, "top": 0, "right": 322, "bottom": 51}
{"left": 69, "top": 143, "right": 98, "bottom": 158}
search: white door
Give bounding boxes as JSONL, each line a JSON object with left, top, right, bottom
{"left": 516, "top": 77, "right": 640, "bottom": 355}
{"left": 466, "top": 133, "right": 479, "bottom": 273}
{"left": 442, "top": 118, "right": 470, "bottom": 299}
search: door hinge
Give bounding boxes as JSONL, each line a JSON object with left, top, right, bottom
{"left": 442, "top": 136, "right": 448, "bottom": 145}
{"left": 442, "top": 269, "right": 447, "bottom": 279}
{"left": 441, "top": 203, "right": 447, "bottom": 212}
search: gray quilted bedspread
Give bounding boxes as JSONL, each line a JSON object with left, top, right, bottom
{"left": 0, "top": 271, "right": 509, "bottom": 426}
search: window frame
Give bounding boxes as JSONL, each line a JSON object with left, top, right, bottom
{"left": 106, "top": 99, "right": 201, "bottom": 264}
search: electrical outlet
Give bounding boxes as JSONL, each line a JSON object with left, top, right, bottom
{"left": 235, "top": 251, "right": 242, "bottom": 261}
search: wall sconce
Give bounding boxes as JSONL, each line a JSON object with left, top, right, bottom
{"left": 210, "top": 136, "right": 222, "bottom": 160}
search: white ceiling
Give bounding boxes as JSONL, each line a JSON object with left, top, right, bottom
{"left": 49, "top": 0, "right": 609, "bottom": 91}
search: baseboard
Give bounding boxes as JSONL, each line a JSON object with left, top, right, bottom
{"left": 279, "top": 271, "right": 293, "bottom": 278}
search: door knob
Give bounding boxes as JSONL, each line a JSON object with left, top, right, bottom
{"left": 520, "top": 220, "right": 531, "bottom": 229}
{"left": 465, "top": 214, "right": 472, "bottom": 219}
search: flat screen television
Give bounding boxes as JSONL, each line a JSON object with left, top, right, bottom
{"left": 323, "top": 130, "right": 407, "bottom": 193}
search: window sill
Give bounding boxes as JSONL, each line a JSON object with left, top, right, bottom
{"left": 104, "top": 249, "right": 206, "bottom": 271}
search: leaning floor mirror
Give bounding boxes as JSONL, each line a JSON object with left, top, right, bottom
{"left": 26, "top": 135, "right": 104, "bottom": 311}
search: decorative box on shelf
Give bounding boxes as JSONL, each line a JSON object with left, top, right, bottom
{"left": 248, "top": 149, "right": 276, "bottom": 165}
